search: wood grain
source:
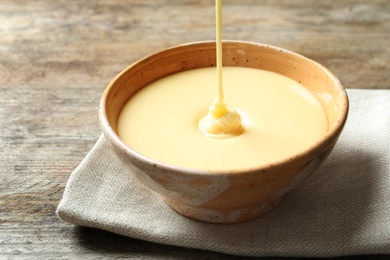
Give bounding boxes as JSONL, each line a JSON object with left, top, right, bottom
{"left": 0, "top": 0, "right": 389, "bottom": 258}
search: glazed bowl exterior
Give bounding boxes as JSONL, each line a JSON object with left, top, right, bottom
{"left": 99, "top": 41, "right": 349, "bottom": 223}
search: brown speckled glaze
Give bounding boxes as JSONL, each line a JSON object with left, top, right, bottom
{"left": 99, "top": 41, "right": 349, "bottom": 224}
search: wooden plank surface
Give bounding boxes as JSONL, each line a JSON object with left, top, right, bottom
{"left": 0, "top": 0, "right": 389, "bottom": 258}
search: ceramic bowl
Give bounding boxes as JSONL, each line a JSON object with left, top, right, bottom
{"left": 99, "top": 41, "right": 349, "bottom": 223}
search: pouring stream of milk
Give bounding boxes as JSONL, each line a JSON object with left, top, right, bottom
{"left": 198, "top": 0, "right": 246, "bottom": 138}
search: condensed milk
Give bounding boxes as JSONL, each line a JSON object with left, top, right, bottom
{"left": 117, "top": 67, "right": 328, "bottom": 171}
{"left": 117, "top": 0, "right": 328, "bottom": 172}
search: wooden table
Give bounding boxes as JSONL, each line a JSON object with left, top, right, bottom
{"left": 1, "top": 0, "right": 389, "bottom": 258}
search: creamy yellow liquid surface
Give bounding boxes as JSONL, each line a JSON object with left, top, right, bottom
{"left": 118, "top": 67, "right": 329, "bottom": 171}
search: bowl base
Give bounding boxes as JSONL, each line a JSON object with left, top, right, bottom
{"left": 163, "top": 195, "right": 286, "bottom": 224}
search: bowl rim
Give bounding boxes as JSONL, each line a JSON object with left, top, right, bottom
{"left": 99, "top": 40, "right": 349, "bottom": 176}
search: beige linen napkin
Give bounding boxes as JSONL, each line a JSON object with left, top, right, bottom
{"left": 57, "top": 89, "right": 390, "bottom": 257}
